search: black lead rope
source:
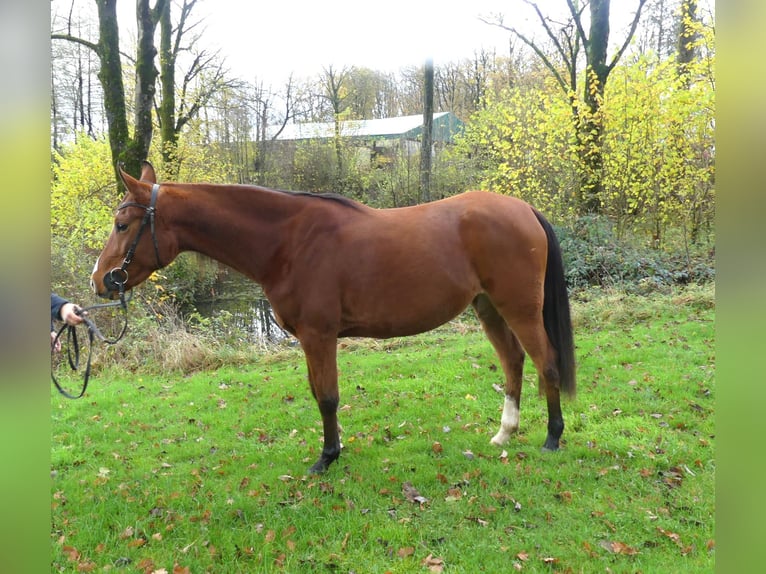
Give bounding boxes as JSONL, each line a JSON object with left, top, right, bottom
{"left": 51, "top": 290, "right": 132, "bottom": 399}
{"left": 54, "top": 182, "right": 162, "bottom": 399}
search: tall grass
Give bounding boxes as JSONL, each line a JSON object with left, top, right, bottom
{"left": 51, "top": 285, "right": 714, "bottom": 573}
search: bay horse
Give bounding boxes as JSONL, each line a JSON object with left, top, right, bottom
{"left": 91, "top": 162, "right": 575, "bottom": 474}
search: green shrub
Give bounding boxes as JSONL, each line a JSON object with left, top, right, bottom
{"left": 557, "top": 215, "right": 714, "bottom": 291}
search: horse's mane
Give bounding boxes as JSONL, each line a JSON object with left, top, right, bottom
{"left": 273, "top": 188, "right": 365, "bottom": 211}
{"left": 174, "top": 181, "right": 366, "bottom": 211}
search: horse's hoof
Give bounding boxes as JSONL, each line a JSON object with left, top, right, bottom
{"left": 308, "top": 463, "right": 326, "bottom": 474}
{"left": 490, "top": 433, "right": 509, "bottom": 446}
{"left": 542, "top": 438, "right": 560, "bottom": 452}
{"left": 308, "top": 450, "right": 340, "bottom": 474}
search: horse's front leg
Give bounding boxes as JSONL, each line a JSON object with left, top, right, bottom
{"left": 299, "top": 330, "right": 341, "bottom": 474}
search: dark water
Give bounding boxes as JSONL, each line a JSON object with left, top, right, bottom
{"left": 193, "top": 271, "right": 290, "bottom": 345}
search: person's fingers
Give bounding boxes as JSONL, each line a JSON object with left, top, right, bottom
{"left": 51, "top": 331, "right": 61, "bottom": 353}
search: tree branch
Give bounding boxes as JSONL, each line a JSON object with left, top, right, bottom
{"left": 607, "top": 0, "right": 649, "bottom": 72}
{"left": 523, "top": 0, "right": 572, "bottom": 71}
{"left": 51, "top": 33, "right": 99, "bottom": 54}
{"left": 173, "top": 0, "right": 200, "bottom": 59}
{"left": 565, "top": 0, "right": 589, "bottom": 50}
{"left": 479, "top": 15, "right": 570, "bottom": 96}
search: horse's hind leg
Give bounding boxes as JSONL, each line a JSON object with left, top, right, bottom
{"left": 472, "top": 295, "right": 526, "bottom": 446}
{"left": 505, "top": 316, "right": 565, "bottom": 451}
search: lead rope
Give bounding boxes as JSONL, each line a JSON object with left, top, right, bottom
{"left": 51, "top": 288, "right": 131, "bottom": 399}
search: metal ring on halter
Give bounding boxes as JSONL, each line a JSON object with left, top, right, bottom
{"left": 108, "top": 267, "right": 129, "bottom": 285}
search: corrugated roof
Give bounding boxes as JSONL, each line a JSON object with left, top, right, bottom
{"left": 271, "top": 112, "right": 454, "bottom": 141}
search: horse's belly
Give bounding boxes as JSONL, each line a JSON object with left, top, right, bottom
{"left": 338, "top": 286, "right": 475, "bottom": 339}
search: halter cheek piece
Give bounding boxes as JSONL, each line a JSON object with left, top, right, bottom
{"left": 53, "top": 184, "right": 164, "bottom": 399}
{"left": 108, "top": 183, "right": 163, "bottom": 290}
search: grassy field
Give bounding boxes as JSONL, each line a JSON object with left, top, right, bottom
{"left": 51, "top": 285, "right": 715, "bottom": 573}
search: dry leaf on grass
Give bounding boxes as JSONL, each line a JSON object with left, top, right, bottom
{"left": 422, "top": 554, "right": 445, "bottom": 572}
{"left": 402, "top": 481, "right": 428, "bottom": 504}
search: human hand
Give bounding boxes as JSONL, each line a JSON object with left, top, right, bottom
{"left": 60, "top": 302, "right": 86, "bottom": 326}
{"left": 51, "top": 330, "right": 61, "bottom": 353}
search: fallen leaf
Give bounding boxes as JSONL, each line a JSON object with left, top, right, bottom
{"left": 62, "top": 545, "right": 80, "bottom": 562}
{"left": 422, "top": 554, "right": 445, "bottom": 573}
{"left": 657, "top": 526, "right": 684, "bottom": 548}
{"left": 397, "top": 546, "right": 415, "bottom": 558}
{"left": 660, "top": 467, "right": 685, "bottom": 488}
{"left": 554, "top": 490, "right": 573, "bottom": 503}
{"left": 402, "top": 481, "right": 428, "bottom": 505}
{"left": 432, "top": 442, "right": 443, "bottom": 454}
{"left": 119, "top": 526, "right": 134, "bottom": 540}
{"left": 445, "top": 487, "right": 463, "bottom": 502}
{"left": 128, "top": 538, "right": 146, "bottom": 548}
{"left": 599, "top": 540, "right": 639, "bottom": 555}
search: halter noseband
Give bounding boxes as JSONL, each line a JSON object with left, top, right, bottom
{"left": 107, "top": 183, "right": 163, "bottom": 290}
{"left": 54, "top": 184, "right": 161, "bottom": 399}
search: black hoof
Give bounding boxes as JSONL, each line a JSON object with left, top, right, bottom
{"left": 542, "top": 437, "right": 560, "bottom": 451}
{"left": 308, "top": 462, "right": 327, "bottom": 474}
{"left": 308, "top": 450, "right": 339, "bottom": 474}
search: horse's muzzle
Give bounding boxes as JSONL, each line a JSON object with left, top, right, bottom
{"left": 100, "top": 268, "right": 129, "bottom": 298}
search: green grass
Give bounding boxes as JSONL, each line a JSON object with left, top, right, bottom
{"left": 51, "top": 285, "right": 715, "bottom": 573}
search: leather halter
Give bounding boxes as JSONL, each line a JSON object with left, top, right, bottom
{"left": 106, "top": 183, "right": 163, "bottom": 289}
{"left": 52, "top": 184, "right": 162, "bottom": 399}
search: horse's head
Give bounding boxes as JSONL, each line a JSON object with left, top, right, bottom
{"left": 91, "top": 161, "right": 171, "bottom": 299}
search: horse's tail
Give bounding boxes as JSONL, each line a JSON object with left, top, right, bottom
{"left": 532, "top": 209, "right": 576, "bottom": 397}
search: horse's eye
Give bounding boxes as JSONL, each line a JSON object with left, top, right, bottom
{"left": 115, "top": 222, "right": 128, "bottom": 233}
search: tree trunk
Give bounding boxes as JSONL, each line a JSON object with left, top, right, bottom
{"left": 419, "top": 59, "right": 434, "bottom": 203}
{"left": 677, "top": 0, "right": 698, "bottom": 84}
{"left": 158, "top": 0, "right": 177, "bottom": 177}
{"left": 580, "top": 0, "right": 611, "bottom": 213}
{"left": 93, "top": 0, "right": 130, "bottom": 181}
{"left": 489, "top": 0, "right": 647, "bottom": 215}
{"left": 129, "top": 0, "right": 164, "bottom": 178}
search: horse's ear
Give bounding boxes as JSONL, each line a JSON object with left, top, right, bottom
{"left": 139, "top": 161, "right": 157, "bottom": 183}
{"left": 116, "top": 163, "right": 147, "bottom": 199}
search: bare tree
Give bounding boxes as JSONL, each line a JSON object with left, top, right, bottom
{"left": 484, "top": 0, "right": 648, "bottom": 212}
{"left": 52, "top": 0, "right": 167, "bottom": 181}
{"left": 157, "top": 0, "right": 232, "bottom": 177}
{"left": 420, "top": 59, "right": 434, "bottom": 203}
{"left": 319, "top": 65, "right": 350, "bottom": 183}
{"left": 51, "top": 14, "right": 103, "bottom": 149}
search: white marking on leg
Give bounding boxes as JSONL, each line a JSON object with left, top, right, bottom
{"left": 490, "top": 395, "right": 519, "bottom": 446}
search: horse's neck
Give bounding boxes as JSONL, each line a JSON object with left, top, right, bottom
{"left": 170, "top": 184, "right": 298, "bottom": 283}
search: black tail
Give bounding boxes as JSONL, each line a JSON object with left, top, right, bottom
{"left": 532, "top": 209, "right": 576, "bottom": 397}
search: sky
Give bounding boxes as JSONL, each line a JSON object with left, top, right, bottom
{"left": 195, "top": 0, "right": 520, "bottom": 84}
{"left": 51, "top": 0, "right": 712, "bottom": 87}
